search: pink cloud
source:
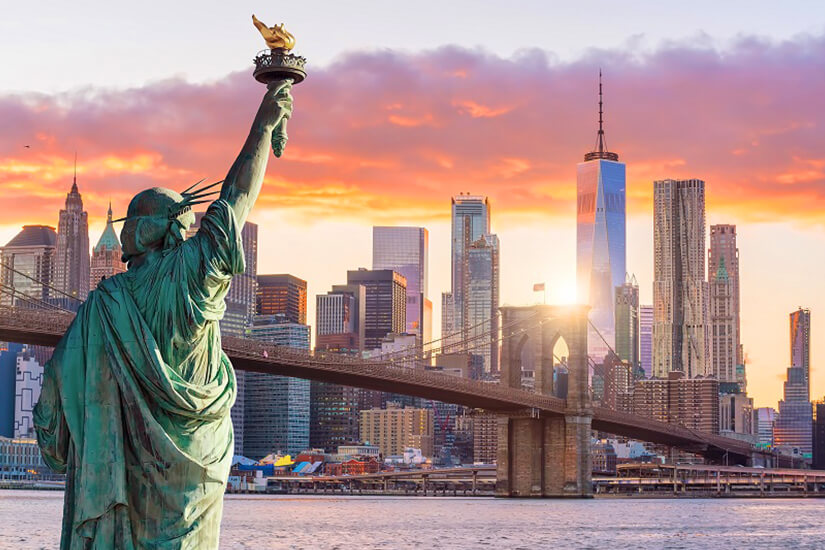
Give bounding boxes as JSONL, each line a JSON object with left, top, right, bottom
{"left": 0, "top": 34, "right": 823, "bottom": 227}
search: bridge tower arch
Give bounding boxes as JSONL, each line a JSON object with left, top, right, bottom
{"left": 497, "top": 304, "right": 592, "bottom": 497}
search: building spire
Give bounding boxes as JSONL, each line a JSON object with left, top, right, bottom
{"left": 71, "top": 152, "right": 78, "bottom": 193}
{"left": 584, "top": 70, "right": 619, "bottom": 162}
{"left": 598, "top": 69, "right": 605, "bottom": 154}
{"left": 107, "top": 200, "right": 113, "bottom": 223}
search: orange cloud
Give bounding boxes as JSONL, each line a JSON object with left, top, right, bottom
{"left": 0, "top": 36, "right": 824, "bottom": 230}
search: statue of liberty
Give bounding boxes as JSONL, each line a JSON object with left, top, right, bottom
{"left": 33, "top": 79, "right": 294, "bottom": 549}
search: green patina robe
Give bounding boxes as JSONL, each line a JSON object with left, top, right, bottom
{"left": 34, "top": 199, "right": 243, "bottom": 549}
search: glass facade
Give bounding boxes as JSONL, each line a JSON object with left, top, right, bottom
{"left": 246, "top": 315, "right": 311, "bottom": 459}
{"left": 614, "top": 278, "right": 639, "bottom": 371}
{"left": 372, "top": 226, "right": 430, "bottom": 343}
{"left": 347, "top": 269, "right": 407, "bottom": 352}
{"left": 576, "top": 159, "right": 626, "bottom": 361}
{"left": 257, "top": 274, "right": 307, "bottom": 324}
{"left": 774, "top": 366, "right": 812, "bottom": 456}
{"left": 639, "top": 305, "right": 653, "bottom": 378}
{"left": 466, "top": 235, "right": 499, "bottom": 374}
{"left": 790, "top": 308, "right": 811, "bottom": 393}
{"left": 449, "top": 195, "right": 490, "bottom": 340}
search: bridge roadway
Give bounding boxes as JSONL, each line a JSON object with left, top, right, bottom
{"left": 0, "top": 307, "right": 759, "bottom": 463}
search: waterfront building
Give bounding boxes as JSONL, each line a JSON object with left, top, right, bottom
{"left": 347, "top": 269, "right": 406, "bottom": 351}
{"left": 653, "top": 179, "right": 708, "bottom": 379}
{"left": 373, "top": 226, "right": 431, "bottom": 344}
{"left": 592, "top": 440, "right": 618, "bottom": 475}
{"left": 639, "top": 305, "right": 653, "bottom": 378}
{"left": 337, "top": 444, "right": 381, "bottom": 458}
{"left": 633, "top": 372, "right": 719, "bottom": 434}
{"left": 719, "top": 392, "right": 754, "bottom": 437}
{"left": 188, "top": 213, "right": 258, "bottom": 455}
{"left": 89, "top": 203, "right": 126, "bottom": 290}
{"left": 615, "top": 276, "right": 639, "bottom": 371}
{"left": 755, "top": 407, "right": 777, "bottom": 448}
{"left": 774, "top": 366, "right": 812, "bottom": 457}
{"left": 0, "top": 437, "right": 59, "bottom": 481}
{"left": 790, "top": 308, "right": 811, "bottom": 394}
{"left": 359, "top": 404, "right": 434, "bottom": 458}
{"left": 257, "top": 273, "right": 307, "bottom": 324}
{"left": 245, "top": 314, "right": 311, "bottom": 459}
{"left": 54, "top": 175, "right": 89, "bottom": 301}
{"left": 466, "top": 234, "right": 500, "bottom": 374}
{"left": 472, "top": 412, "right": 498, "bottom": 464}
{"left": 813, "top": 400, "right": 825, "bottom": 469}
{"left": 0, "top": 343, "right": 24, "bottom": 437}
{"left": 13, "top": 346, "right": 43, "bottom": 439}
{"left": 0, "top": 225, "right": 57, "bottom": 307}
{"left": 602, "top": 354, "right": 634, "bottom": 413}
{"left": 576, "top": 74, "right": 626, "bottom": 361}
{"left": 309, "top": 382, "right": 360, "bottom": 452}
{"left": 708, "top": 225, "right": 741, "bottom": 384}
{"left": 446, "top": 194, "right": 490, "bottom": 343}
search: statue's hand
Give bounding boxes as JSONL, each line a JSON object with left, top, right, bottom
{"left": 265, "top": 80, "right": 294, "bottom": 157}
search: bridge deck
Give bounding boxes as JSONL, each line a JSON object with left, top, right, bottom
{"left": 0, "top": 307, "right": 762, "bottom": 461}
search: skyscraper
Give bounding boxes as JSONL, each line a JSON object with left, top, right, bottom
{"left": 89, "top": 203, "right": 126, "bottom": 290}
{"left": 576, "top": 73, "right": 626, "bottom": 360}
{"left": 466, "top": 234, "right": 499, "bottom": 373}
{"left": 0, "top": 226, "right": 57, "bottom": 307}
{"left": 813, "top": 401, "right": 825, "bottom": 469}
{"left": 709, "top": 225, "right": 740, "bottom": 384}
{"left": 54, "top": 174, "right": 89, "bottom": 301}
{"left": 653, "top": 178, "right": 708, "bottom": 378}
{"left": 246, "top": 314, "right": 311, "bottom": 459}
{"left": 790, "top": 307, "right": 811, "bottom": 394}
{"left": 639, "top": 305, "right": 653, "bottom": 378}
{"left": 372, "top": 226, "right": 431, "bottom": 344}
{"left": 346, "top": 269, "right": 406, "bottom": 351}
{"left": 774, "top": 366, "right": 812, "bottom": 456}
{"left": 257, "top": 274, "right": 307, "bottom": 324}
{"left": 614, "top": 275, "right": 639, "bottom": 371}
{"left": 775, "top": 308, "right": 813, "bottom": 457}
{"left": 445, "top": 194, "right": 490, "bottom": 343}
{"left": 316, "top": 284, "right": 366, "bottom": 352}
{"left": 755, "top": 407, "right": 777, "bottom": 447}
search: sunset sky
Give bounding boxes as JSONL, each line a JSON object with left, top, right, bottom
{"left": 1, "top": 1, "right": 824, "bottom": 408}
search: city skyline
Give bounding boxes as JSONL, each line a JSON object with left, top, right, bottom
{"left": 2, "top": 12, "right": 825, "bottom": 410}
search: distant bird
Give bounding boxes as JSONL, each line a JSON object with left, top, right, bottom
{"left": 24, "top": 145, "right": 30, "bottom": 148}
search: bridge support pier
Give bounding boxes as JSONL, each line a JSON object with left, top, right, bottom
{"left": 496, "top": 412, "right": 592, "bottom": 497}
{"left": 497, "top": 305, "right": 592, "bottom": 498}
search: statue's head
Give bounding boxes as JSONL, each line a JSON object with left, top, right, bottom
{"left": 120, "top": 187, "right": 196, "bottom": 266}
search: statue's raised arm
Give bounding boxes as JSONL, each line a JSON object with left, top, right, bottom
{"left": 219, "top": 81, "right": 293, "bottom": 227}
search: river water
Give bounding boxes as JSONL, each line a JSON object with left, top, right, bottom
{"left": 2, "top": 490, "right": 825, "bottom": 549}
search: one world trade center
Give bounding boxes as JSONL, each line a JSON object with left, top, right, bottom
{"left": 576, "top": 73, "right": 626, "bottom": 362}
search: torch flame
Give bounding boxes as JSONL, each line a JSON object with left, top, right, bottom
{"left": 252, "top": 15, "right": 296, "bottom": 51}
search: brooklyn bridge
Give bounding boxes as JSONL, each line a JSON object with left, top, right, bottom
{"left": 0, "top": 266, "right": 780, "bottom": 497}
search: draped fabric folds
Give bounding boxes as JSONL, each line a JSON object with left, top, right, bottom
{"left": 34, "top": 200, "right": 244, "bottom": 549}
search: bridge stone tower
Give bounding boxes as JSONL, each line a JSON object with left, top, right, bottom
{"left": 496, "top": 305, "right": 593, "bottom": 497}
